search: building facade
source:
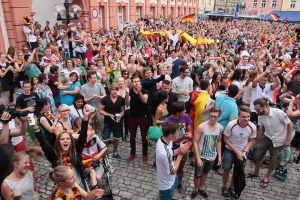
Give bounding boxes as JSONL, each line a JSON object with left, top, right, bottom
{"left": 0, "top": 0, "right": 197, "bottom": 53}
{"left": 198, "top": 0, "right": 216, "bottom": 14}
{"left": 281, "top": 0, "right": 300, "bottom": 10}
{"left": 245, "top": 0, "right": 283, "bottom": 14}
{"left": 214, "top": 0, "right": 246, "bottom": 14}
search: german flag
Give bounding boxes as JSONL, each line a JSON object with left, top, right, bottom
{"left": 123, "top": 26, "right": 128, "bottom": 32}
{"left": 271, "top": 13, "right": 280, "bottom": 21}
{"left": 281, "top": 18, "right": 287, "bottom": 24}
{"left": 181, "top": 14, "right": 195, "bottom": 23}
{"left": 261, "top": 34, "right": 268, "bottom": 42}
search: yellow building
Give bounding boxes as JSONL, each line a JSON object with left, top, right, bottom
{"left": 281, "top": 0, "right": 300, "bottom": 10}
{"left": 198, "top": 0, "right": 215, "bottom": 14}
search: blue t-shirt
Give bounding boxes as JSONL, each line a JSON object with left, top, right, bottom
{"left": 163, "top": 114, "right": 192, "bottom": 149}
{"left": 60, "top": 81, "right": 81, "bottom": 106}
{"left": 171, "top": 59, "right": 187, "bottom": 79}
{"left": 25, "top": 63, "right": 40, "bottom": 80}
{"left": 215, "top": 94, "right": 238, "bottom": 130}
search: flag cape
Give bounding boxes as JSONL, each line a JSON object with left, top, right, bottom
{"left": 271, "top": 13, "right": 280, "bottom": 21}
{"left": 194, "top": 92, "right": 210, "bottom": 130}
{"left": 181, "top": 14, "right": 195, "bottom": 23}
{"left": 81, "top": 153, "right": 104, "bottom": 169}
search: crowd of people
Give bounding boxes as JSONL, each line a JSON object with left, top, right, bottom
{"left": 0, "top": 14, "right": 300, "bottom": 200}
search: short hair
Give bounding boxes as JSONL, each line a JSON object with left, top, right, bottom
{"left": 239, "top": 105, "right": 251, "bottom": 114}
{"left": 143, "top": 67, "right": 151, "bottom": 75}
{"left": 227, "top": 84, "right": 239, "bottom": 98}
{"left": 36, "top": 98, "right": 49, "bottom": 111}
{"left": 162, "top": 122, "right": 179, "bottom": 137}
{"left": 151, "top": 54, "right": 159, "bottom": 61}
{"left": 179, "top": 65, "right": 189, "bottom": 73}
{"left": 253, "top": 98, "right": 269, "bottom": 108}
{"left": 178, "top": 53, "right": 184, "bottom": 59}
{"left": 162, "top": 79, "right": 171, "bottom": 86}
{"left": 200, "top": 79, "right": 210, "bottom": 90}
{"left": 209, "top": 107, "right": 222, "bottom": 116}
{"left": 131, "top": 75, "right": 140, "bottom": 81}
{"left": 170, "top": 101, "right": 185, "bottom": 115}
{"left": 69, "top": 72, "right": 78, "bottom": 82}
{"left": 45, "top": 47, "right": 51, "bottom": 51}
{"left": 22, "top": 80, "right": 31, "bottom": 86}
{"left": 221, "top": 75, "right": 228, "bottom": 82}
{"left": 50, "top": 65, "right": 59, "bottom": 74}
{"left": 87, "top": 70, "right": 97, "bottom": 80}
{"left": 109, "top": 83, "right": 119, "bottom": 91}
{"left": 38, "top": 74, "right": 47, "bottom": 83}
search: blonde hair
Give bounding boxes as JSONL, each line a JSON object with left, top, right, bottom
{"left": 58, "top": 104, "right": 70, "bottom": 112}
{"left": 49, "top": 165, "right": 70, "bottom": 183}
{"left": 13, "top": 146, "right": 44, "bottom": 163}
{"left": 73, "top": 117, "right": 82, "bottom": 132}
{"left": 61, "top": 77, "right": 70, "bottom": 84}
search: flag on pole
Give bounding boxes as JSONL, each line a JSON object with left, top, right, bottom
{"left": 123, "top": 27, "right": 128, "bottom": 32}
{"left": 234, "top": 3, "right": 240, "bottom": 22}
{"left": 271, "top": 13, "right": 280, "bottom": 21}
{"left": 281, "top": 18, "right": 287, "bottom": 24}
{"left": 181, "top": 14, "right": 195, "bottom": 23}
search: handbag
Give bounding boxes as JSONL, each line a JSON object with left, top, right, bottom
{"left": 147, "top": 123, "right": 163, "bottom": 142}
{"left": 274, "top": 166, "right": 287, "bottom": 182}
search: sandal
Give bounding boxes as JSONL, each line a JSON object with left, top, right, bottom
{"left": 245, "top": 173, "right": 259, "bottom": 178}
{"left": 260, "top": 179, "right": 269, "bottom": 188}
{"left": 214, "top": 169, "right": 223, "bottom": 175}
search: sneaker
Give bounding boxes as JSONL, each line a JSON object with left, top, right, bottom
{"left": 113, "top": 153, "right": 122, "bottom": 160}
{"left": 143, "top": 155, "right": 148, "bottom": 163}
{"left": 190, "top": 191, "right": 197, "bottom": 199}
{"left": 198, "top": 189, "right": 208, "bottom": 198}
{"left": 126, "top": 136, "right": 130, "bottom": 142}
{"left": 127, "top": 155, "right": 136, "bottom": 162}
{"left": 222, "top": 187, "right": 229, "bottom": 200}
{"left": 188, "top": 151, "right": 193, "bottom": 158}
{"left": 119, "top": 137, "right": 123, "bottom": 143}
{"left": 228, "top": 187, "right": 238, "bottom": 199}
{"left": 177, "top": 186, "right": 187, "bottom": 197}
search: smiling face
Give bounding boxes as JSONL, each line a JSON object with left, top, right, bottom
{"left": 15, "top": 155, "right": 30, "bottom": 174}
{"left": 59, "top": 133, "right": 72, "bottom": 152}
{"left": 60, "top": 168, "right": 76, "bottom": 187}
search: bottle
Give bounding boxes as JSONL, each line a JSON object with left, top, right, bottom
{"left": 293, "top": 151, "right": 297, "bottom": 161}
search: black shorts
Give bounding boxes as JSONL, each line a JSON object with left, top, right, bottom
{"left": 27, "top": 41, "right": 38, "bottom": 50}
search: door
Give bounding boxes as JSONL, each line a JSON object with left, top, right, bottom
{"left": 118, "top": 6, "right": 124, "bottom": 31}
{"left": 99, "top": 6, "right": 103, "bottom": 28}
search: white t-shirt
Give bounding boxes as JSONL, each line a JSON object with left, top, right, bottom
{"left": 60, "top": 29, "right": 69, "bottom": 48}
{"left": 224, "top": 119, "right": 257, "bottom": 152}
{"left": 61, "top": 68, "right": 80, "bottom": 78}
{"left": 69, "top": 104, "right": 96, "bottom": 119}
{"left": 240, "top": 64, "right": 254, "bottom": 71}
{"left": 82, "top": 134, "right": 106, "bottom": 156}
{"left": 23, "top": 26, "right": 37, "bottom": 42}
{"left": 167, "top": 33, "right": 181, "bottom": 47}
{"left": 156, "top": 138, "right": 175, "bottom": 191}
{"left": 249, "top": 83, "right": 273, "bottom": 112}
{"left": 232, "top": 80, "right": 244, "bottom": 90}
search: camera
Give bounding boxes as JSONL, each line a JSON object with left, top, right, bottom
{"left": 0, "top": 104, "right": 28, "bottom": 122}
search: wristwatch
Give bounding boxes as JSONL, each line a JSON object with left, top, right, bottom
{"left": 243, "top": 150, "right": 248, "bottom": 154}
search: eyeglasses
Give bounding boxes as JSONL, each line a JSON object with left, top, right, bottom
{"left": 60, "top": 110, "right": 70, "bottom": 113}
{"left": 210, "top": 115, "right": 219, "bottom": 119}
{"left": 123, "top": 73, "right": 129, "bottom": 75}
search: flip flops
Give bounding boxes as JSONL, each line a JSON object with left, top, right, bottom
{"left": 260, "top": 179, "right": 269, "bottom": 188}
{"left": 245, "top": 173, "right": 258, "bottom": 178}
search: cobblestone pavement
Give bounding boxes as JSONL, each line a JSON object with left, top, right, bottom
{"left": 27, "top": 131, "right": 300, "bottom": 200}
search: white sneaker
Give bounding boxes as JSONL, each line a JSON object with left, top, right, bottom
{"left": 119, "top": 137, "right": 123, "bottom": 143}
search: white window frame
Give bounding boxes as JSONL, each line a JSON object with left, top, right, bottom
{"left": 261, "top": 0, "right": 266, "bottom": 7}
{"left": 202, "top": 0, "right": 204, "bottom": 5}
{"left": 208, "top": 0, "right": 211, "bottom": 5}
{"left": 271, "top": 0, "right": 277, "bottom": 7}
{"left": 136, "top": 6, "right": 141, "bottom": 20}
{"left": 290, "top": 0, "right": 297, "bottom": 8}
{"left": 252, "top": 0, "right": 258, "bottom": 7}
{"left": 161, "top": 7, "right": 165, "bottom": 17}
{"left": 150, "top": 7, "right": 154, "bottom": 16}
{"left": 99, "top": 6, "right": 103, "bottom": 28}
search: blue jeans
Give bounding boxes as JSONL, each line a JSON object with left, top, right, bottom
{"left": 76, "top": 51, "right": 86, "bottom": 60}
{"left": 102, "top": 124, "right": 122, "bottom": 141}
{"left": 159, "top": 175, "right": 178, "bottom": 200}
{"left": 54, "top": 96, "right": 61, "bottom": 109}
{"left": 222, "top": 148, "right": 246, "bottom": 170}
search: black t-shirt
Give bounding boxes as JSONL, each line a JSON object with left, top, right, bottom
{"left": 287, "top": 80, "right": 300, "bottom": 97}
{"left": 129, "top": 89, "right": 148, "bottom": 118}
{"left": 0, "top": 132, "right": 14, "bottom": 178}
{"left": 16, "top": 92, "right": 39, "bottom": 115}
{"left": 101, "top": 96, "right": 125, "bottom": 125}
{"left": 151, "top": 92, "right": 178, "bottom": 116}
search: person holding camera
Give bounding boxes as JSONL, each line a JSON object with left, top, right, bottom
{"left": 0, "top": 111, "right": 28, "bottom": 199}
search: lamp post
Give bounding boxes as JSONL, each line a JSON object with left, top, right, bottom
{"left": 53, "top": 0, "right": 82, "bottom": 58}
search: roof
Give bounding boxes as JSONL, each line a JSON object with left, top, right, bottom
{"left": 260, "top": 10, "right": 300, "bottom": 23}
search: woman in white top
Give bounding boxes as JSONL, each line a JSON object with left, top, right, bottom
{"left": 1, "top": 146, "right": 44, "bottom": 200}
{"left": 69, "top": 93, "right": 96, "bottom": 119}
{"left": 242, "top": 70, "right": 258, "bottom": 106}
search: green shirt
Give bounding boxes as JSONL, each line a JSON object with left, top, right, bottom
{"left": 78, "top": 65, "right": 87, "bottom": 85}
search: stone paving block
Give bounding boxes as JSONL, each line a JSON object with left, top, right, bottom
{"left": 119, "top": 191, "right": 134, "bottom": 199}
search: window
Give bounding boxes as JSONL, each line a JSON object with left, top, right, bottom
{"left": 290, "top": 0, "right": 296, "bottom": 8}
{"left": 99, "top": 6, "right": 103, "bottom": 28}
{"left": 252, "top": 0, "right": 257, "bottom": 7}
{"left": 208, "top": 0, "right": 211, "bottom": 5}
{"left": 150, "top": 7, "right": 155, "bottom": 16}
{"left": 231, "top": 8, "right": 234, "bottom": 14}
{"left": 161, "top": 7, "right": 165, "bottom": 17}
{"left": 202, "top": 0, "right": 204, "bottom": 5}
{"left": 261, "top": 0, "right": 266, "bottom": 7}
{"left": 271, "top": 0, "right": 277, "bottom": 7}
{"left": 136, "top": 6, "right": 141, "bottom": 20}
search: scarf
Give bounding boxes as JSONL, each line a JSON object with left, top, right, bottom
{"left": 48, "top": 185, "right": 81, "bottom": 200}
{"left": 40, "top": 110, "right": 56, "bottom": 122}
{"left": 61, "top": 152, "right": 72, "bottom": 167}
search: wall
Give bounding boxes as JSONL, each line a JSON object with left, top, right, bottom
{"left": 281, "top": 0, "right": 300, "bottom": 11}
{"left": 245, "top": 0, "right": 283, "bottom": 14}
{"left": 198, "top": 0, "right": 215, "bottom": 13}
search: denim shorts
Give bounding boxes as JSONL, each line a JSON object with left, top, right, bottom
{"left": 159, "top": 175, "right": 178, "bottom": 200}
{"left": 102, "top": 124, "right": 122, "bottom": 141}
{"left": 222, "top": 148, "right": 246, "bottom": 170}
